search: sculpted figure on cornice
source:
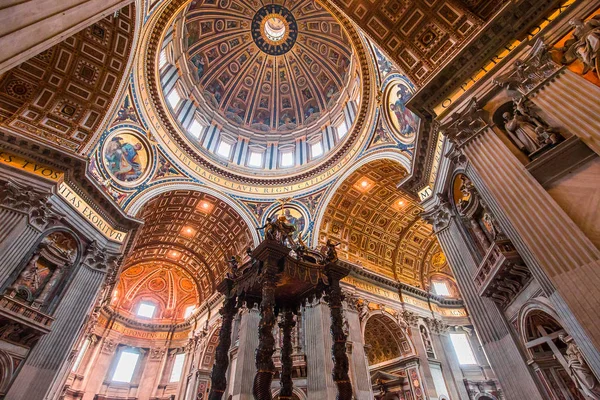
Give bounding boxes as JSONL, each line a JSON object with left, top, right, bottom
{"left": 501, "top": 96, "right": 562, "bottom": 157}
{"left": 560, "top": 334, "right": 600, "bottom": 399}
{"left": 560, "top": 16, "right": 600, "bottom": 80}
{"left": 495, "top": 38, "right": 560, "bottom": 94}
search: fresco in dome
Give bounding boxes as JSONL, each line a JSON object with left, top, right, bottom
{"left": 189, "top": 54, "right": 205, "bottom": 81}
{"left": 103, "top": 132, "right": 149, "bottom": 185}
{"left": 387, "top": 81, "right": 418, "bottom": 137}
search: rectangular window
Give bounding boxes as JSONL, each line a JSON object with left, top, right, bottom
{"left": 311, "top": 142, "right": 323, "bottom": 158}
{"left": 337, "top": 120, "right": 348, "bottom": 138}
{"left": 188, "top": 120, "right": 204, "bottom": 139}
{"left": 248, "top": 151, "right": 263, "bottom": 167}
{"left": 137, "top": 302, "right": 156, "bottom": 318}
{"left": 112, "top": 350, "right": 140, "bottom": 383}
{"left": 159, "top": 50, "right": 168, "bottom": 69}
{"left": 184, "top": 305, "right": 195, "bottom": 319}
{"left": 170, "top": 353, "right": 186, "bottom": 382}
{"left": 216, "top": 141, "right": 232, "bottom": 159}
{"left": 280, "top": 151, "right": 294, "bottom": 167}
{"left": 433, "top": 281, "right": 450, "bottom": 296}
{"left": 450, "top": 333, "right": 477, "bottom": 365}
{"left": 167, "top": 89, "right": 181, "bottom": 109}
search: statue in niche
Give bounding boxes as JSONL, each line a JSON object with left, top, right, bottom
{"left": 8, "top": 232, "right": 77, "bottom": 309}
{"left": 561, "top": 16, "right": 600, "bottom": 79}
{"left": 560, "top": 334, "right": 600, "bottom": 399}
{"left": 456, "top": 175, "right": 474, "bottom": 213}
{"left": 420, "top": 325, "right": 435, "bottom": 358}
{"left": 502, "top": 97, "right": 561, "bottom": 156}
{"left": 481, "top": 213, "right": 497, "bottom": 241}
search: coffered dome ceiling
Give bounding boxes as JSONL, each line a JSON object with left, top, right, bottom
{"left": 137, "top": 0, "right": 373, "bottom": 195}
{"left": 182, "top": 0, "right": 353, "bottom": 135}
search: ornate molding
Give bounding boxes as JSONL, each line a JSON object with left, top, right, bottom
{"left": 422, "top": 195, "right": 454, "bottom": 233}
{"left": 0, "top": 179, "right": 62, "bottom": 229}
{"left": 439, "top": 97, "right": 489, "bottom": 148}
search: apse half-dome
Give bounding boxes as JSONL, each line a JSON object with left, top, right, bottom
{"left": 150, "top": 0, "right": 371, "bottom": 186}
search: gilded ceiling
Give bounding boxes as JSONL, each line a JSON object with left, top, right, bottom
{"left": 318, "top": 159, "right": 450, "bottom": 288}
{"left": 116, "top": 190, "right": 254, "bottom": 315}
{"left": 364, "top": 313, "right": 412, "bottom": 365}
{"left": 0, "top": 4, "right": 135, "bottom": 153}
{"left": 180, "top": 0, "right": 354, "bottom": 135}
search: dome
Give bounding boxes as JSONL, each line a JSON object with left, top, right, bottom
{"left": 181, "top": 0, "right": 353, "bottom": 136}
{"left": 143, "top": 0, "right": 373, "bottom": 194}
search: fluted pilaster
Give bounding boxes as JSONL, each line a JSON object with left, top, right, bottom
{"left": 231, "top": 306, "right": 260, "bottom": 400}
{"left": 531, "top": 69, "right": 600, "bottom": 155}
{"left": 463, "top": 128, "right": 600, "bottom": 374}
{"left": 436, "top": 218, "right": 545, "bottom": 400}
{"left": 7, "top": 263, "right": 105, "bottom": 400}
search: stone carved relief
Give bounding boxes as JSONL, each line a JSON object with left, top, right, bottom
{"left": 83, "top": 241, "right": 119, "bottom": 271}
{"left": 424, "top": 317, "right": 449, "bottom": 335}
{"left": 150, "top": 347, "right": 166, "bottom": 360}
{"left": 101, "top": 338, "right": 117, "bottom": 354}
{"left": 0, "top": 180, "right": 61, "bottom": 229}
{"left": 560, "top": 334, "right": 600, "bottom": 399}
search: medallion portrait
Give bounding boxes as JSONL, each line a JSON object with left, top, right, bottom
{"left": 103, "top": 131, "right": 150, "bottom": 185}
{"left": 384, "top": 79, "right": 418, "bottom": 139}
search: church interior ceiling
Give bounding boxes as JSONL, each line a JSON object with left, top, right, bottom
{"left": 180, "top": 0, "right": 354, "bottom": 136}
{"left": 318, "top": 159, "right": 452, "bottom": 288}
{"left": 364, "top": 313, "right": 413, "bottom": 365}
{"left": 0, "top": 4, "right": 135, "bottom": 153}
{"left": 112, "top": 190, "right": 254, "bottom": 320}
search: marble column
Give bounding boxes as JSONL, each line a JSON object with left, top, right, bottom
{"left": 304, "top": 299, "right": 337, "bottom": 400}
{"left": 408, "top": 324, "right": 436, "bottom": 398}
{"left": 0, "top": 0, "right": 134, "bottom": 74}
{"left": 6, "top": 260, "right": 107, "bottom": 399}
{"left": 530, "top": 69, "right": 600, "bottom": 156}
{"left": 459, "top": 127, "right": 600, "bottom": 374}
{"left": 231, "top": 305, "right": 260, "bottom": 400}
{"left": 428, "top": 209, "right": 546, "bottom": 400}
{"left": 137, "top": 347, "right": 166, "bottom": 399}
{"left": 435, "top": 331, "right": 471, "bottom": 400}
{"left": 343, "top": 305, "right": 372, "bottom": 399}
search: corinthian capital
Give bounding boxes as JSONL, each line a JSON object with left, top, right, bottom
{"left": 440, "top": 97, "right": 489, "bottom": 147}
{"left": 83, "top": 241, "right": 120, "bottom": 271}
{"left": 422, "top": 195, "right": 453, "bottom": 233}
{"left": 0, "top": 179, "right": 62, "bottom": 229}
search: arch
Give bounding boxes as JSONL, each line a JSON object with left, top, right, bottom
{"left": 312, "top": 150, "right": 412, "bottom": 242}
{"left": 114, "top": 189, "right": 255, "bottom": 321}
{"left": 517, "top": 297, "right": 563, "bottom": 353}
{"left": 363, "top": 313, "right": 413, "bottom": 365}
{"left": 125, "top": 182, "right": 260, "bottom": 246}
{"left": 0, "top": 350, "right": 13, "bottom": 396}
{"left": 200, "top": 324, "right": 222, "bottom": 371}
{"left": 314, "top": 155, "right": 440, "bottom": 287}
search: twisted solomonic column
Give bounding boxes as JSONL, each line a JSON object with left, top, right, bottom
{"left": 278, "top": 309, "right": 295, "bottom": 400}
